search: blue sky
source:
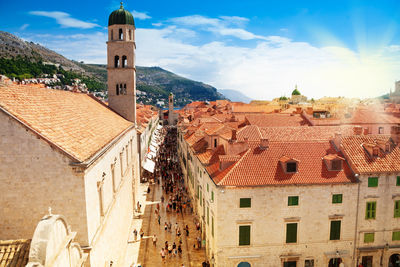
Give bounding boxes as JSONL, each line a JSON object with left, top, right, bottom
{"left": 1, "top": 0, "right": 400, "bottom": 99}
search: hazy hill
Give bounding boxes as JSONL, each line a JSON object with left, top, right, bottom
{"left": 219, "top": 89, "right": 252, "bottom": 103}
{"left": 0, "top": 31, "right": 226, "bottom": 106}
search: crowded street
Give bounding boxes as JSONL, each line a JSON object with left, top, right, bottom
{"left": 136, "top": 127, "right": 209, "bottom": 266}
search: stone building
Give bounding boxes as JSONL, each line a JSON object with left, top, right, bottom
{"left": 168, "top": 92, "right": 178, "bottom": 125}
{"left": 177, "top": 101, "right": 400, "bottom": 267}
{"left": 0, "top": 4, "right": 140, "bottom": 266}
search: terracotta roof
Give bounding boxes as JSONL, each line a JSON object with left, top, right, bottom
{"left": 341, "top": 135, "right": 400, "bottom": 174}
{"left": 0, "top": 239, "right": 31, "bottom": 267}
{"left": 245, "top": 114, "right": 310, "bottom": 127}
{"left": 197, "top": 150, "right": 214, "bottom": 165}
{"left": 0, "top": 84, "right": 133, "bottom": 162}
{"left": 215, "top": 141, "right": 354, "bottom": 186}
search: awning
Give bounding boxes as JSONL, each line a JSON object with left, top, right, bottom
{"left": 148, "top": 150, "right": 157, "bottom": 159}
{"left": 143, "top": 159, "right": 155, "bottom": 173}
{"left": 150, "top": 145, "right": 157, "bottom": 153}
{"left": 157, "top": 125, "right": 162, "bottom": 130}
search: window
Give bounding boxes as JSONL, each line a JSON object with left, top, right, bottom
{"left": 368, "top": 177, "right": 378, "bottom": 187}
{"left": 372, "top": 148, "right": 379, "bottom": 157}
{"left": 239, "top": 225, "right": 251, "bottom": 246}
{"left": 122, "top": 55, "right": 127, "bottom": 68}
{"left": 286, "top": 223, "right": 297, "bottom": 243}
{"left": 362, "top": 256, "right": 373, "bottom": 267}
{"left": 379, "top": 127, "right": 384, "bottom": 134}
{"left": 393, "top": 231, "right": 400, "bottom": 241}
{"left": 286, "top": 162, "right": 297, "bottom": 173}
{"left": 331, "top": 160, "right": 342, "bottom": 171}
{"left": 365, "top": 201, "right": 376, "bottom": 219}
{"left": 397, "top": 176, "right": 400, "bottom": 186}
{"left": 207, "top": 206, "right": 209, "bottom": 224}
{"left": 207, "top": 183, "right": 209, "bottom": 192}
{"left": 288, "top": 196, "right": 299, "bottom": 206}
{"left": 211, "top": 216, "right": 214, "bottom": 237}
{"left": 115, "top": 84, "right": 119, "bottom": 95}
{"left": 129, "top": 29, "right": 132, "bottom": 40}
{"left": 240, "top": 198, "right": 251, "bottom": 208}
{"left": 120, "top": 152, "right": 124, "bottom": 177}
{"left": 332, "top": 194, "right": 343, "bottom": 204}
{"left": 305, "top": 260, "right": 314, "bottom": 267}
{"left": 126, "top": 145, "right": 129, "bottom": 166}
{"left": 364, "top": 233, "right": 374, "bottom": 243}
{"left": 114, "top": 55, "right": 119, "bottom": 68}
{"left": 330, "top": 220, "right": 341, "bottom": 240}
{"left": 214, "top": 138, "right": 217, "bottom": 148}
{"left": 395, "top": 200, "right": 400, "bottom": 218}
{"left": 119, "top": 28, "right": 123, "bottom": 40}
{"left": 111, "top": 163, "right": 116, "bottom": 193}
{"left": 200, "top": 190, "right": 202, "bottom": 206}
{"left": 211, "top": 191, "right": 214, "bottom": 202}
{"left": 97, "top": 179, "right": 105, "bottom": 217}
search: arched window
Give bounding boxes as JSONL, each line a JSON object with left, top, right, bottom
{"left": 120, "top": 84, "right": 123, "bottom": 95}
{"left": 119, "top": 28, "right": 123, "bottom": 40}
{"left": 116, "top": 84, "right": 119, "bottom": 95}
{"left": 123, "top": 84, "right": 127, "bottom": 94}
{"left": 114, "top": 55, "right": 119, "bottom": 68}
{"left": 111, "top": 29, "right": 113, "bottom": 40}
{"left": 122, "top": 56, "right": 127, "bottom": 68}
{"left": 129, "top": 30, "right": 132, "bottom": 40}
{"left": 238, "top": 262, "right": 251, "bottom": 267}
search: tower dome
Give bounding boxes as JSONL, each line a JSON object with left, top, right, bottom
{"left": 108, "top": 2, "right": 135, "bottom": 27}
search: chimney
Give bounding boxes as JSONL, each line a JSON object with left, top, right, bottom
{"left": 363, "top": 128, "right": 369, "bottom": 135}
{"left": 231, "top": 130, "right": 237, "bottom": 141}
{"left": 334, "top": 132, "right": 342, "bottom": 149}
{"left": 391, "top": 126, "right": 400, "bottom": 144}
{"left": 260, "top": 138, "right": 269, "bottom": 150}
{"left": 353, "top": 126, "right": 363, "bottom": 135}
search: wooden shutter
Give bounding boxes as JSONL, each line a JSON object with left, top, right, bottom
{"left": 332, "top": 194, "right": 342, "bottom": 204}
{"left": 240, "top": 198, "right": 251, "bottom": 208}
{"left": 397, "top": 176, "right": 400, "bottom": 186}
{"left": 288, "top": 196, "right": 299, "bottom": 206}
{"left": 364, "top": 233, "right": 374, "bottom": 243}
{"left": 330, "top": 220, "right": 341, "bottom": 240}
{"left": 239, "top": 225, "right": 251, "bottom": 245}
{"left": 366, "top": 202, "right": 376, "bottom": 219}
{"left": 368, "top": 177, "right": 378, "bottom": 187}
{"left": 286, "top": 223, "right": 297, "bottom": 243}
{"left": 393, "top": 231, "right": 400, "bottom": 241}
{"left": 395, "top": 200, "right": 400, "bottom": 218}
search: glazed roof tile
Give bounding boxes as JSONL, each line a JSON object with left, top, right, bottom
{"left": 0, "top": 84, "right": 133, "bottom": 162}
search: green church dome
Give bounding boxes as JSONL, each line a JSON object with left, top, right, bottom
{"left": 108, "top": 2, "right": 135, "bottom": 27}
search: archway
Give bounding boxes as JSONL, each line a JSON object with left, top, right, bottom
{"left": 328, "top": 258, "right": 342, "bottom": 267}
{"left": 389, "top": 254, "right": 400, "bottom": 267}
{"left": 238, "top": 262, "right": 251, "bottom": 267}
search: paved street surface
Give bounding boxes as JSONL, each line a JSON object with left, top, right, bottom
{"left": 136, "top": 183, "right": 207, "bottom": 266}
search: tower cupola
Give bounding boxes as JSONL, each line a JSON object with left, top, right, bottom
{"left": 108, "top": 2, "right": 135, "bottom": 27}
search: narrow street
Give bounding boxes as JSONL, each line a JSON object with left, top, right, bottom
{"left": 136, "top": 127, "right": 207, "bottom": 267}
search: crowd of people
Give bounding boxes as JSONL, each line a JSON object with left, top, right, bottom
{"left": 136, "top": 126, "right": 209, "bottom": 265}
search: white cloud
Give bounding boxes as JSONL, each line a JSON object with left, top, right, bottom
{"left": 19, "top": 24, "right": 29, "bottom": 30}
{"left": 132, "top": 10, "right": 151, "bottom": 20}
{"left": 152, "top": 22, "right": 163, "bottom": 27}
{"left": 29, "top": 11, "right": 99, "bottom": 29}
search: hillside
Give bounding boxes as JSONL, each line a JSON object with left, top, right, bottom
{"left": 218, "top": 89, "right": 252, "bottom": 103}
{"left": 0, "top": 31, "right": 226, "bottom": 107}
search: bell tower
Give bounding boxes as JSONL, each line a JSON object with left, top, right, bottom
{"left": 107, "top": 2, "right": 136, "bottom": 123}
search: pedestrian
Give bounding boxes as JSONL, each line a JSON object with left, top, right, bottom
{"left": 160, "top": 248, "right": 165, "bottom": 262}
{"left": 147, "top": 187, "right": 150, "bottom": 194}
{"left": 140, "top": 229, "right": 144, "bottom": 239}
{"left": 202, "top": 261, "right": 207, "bottom": 267}
{"left": 133, "top": 228, "right": 137, "bottom": 241}
{"left": 173, "top": 247, "right": 178, "bottom": 257}
{"left": 178, "top": 244, "right": 182, "bottom": 257}
{"left": 137, "top": 201, "right": 141, "bottom": 213}
{"left": 158, "top": 214, "right": 161, "bottom": 225}
{"left": 197, "top": 236, "right": 201, "bottom": 249}
{"left": 206, "top": 260, "right": 210, "bottom": 267}
{"left": 164, "top": 241, "right": 168, "bottom": 250}
{"left": 161, "top": 195, "right": 164, "bottom": 203}
{"left": 164, "top": 222, "right": 168, "bottom": 231}
{"left": 168, "top": 243, "right": 173, "bottom": 258}
{"left": 152, "top": 234, "right": 157, "bottom": 246}
{"left": 339, "top": 259, "right": 345, "bottom": 267}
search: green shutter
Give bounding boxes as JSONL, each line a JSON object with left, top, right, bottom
{"left": 364, "top": 233, "right": 374, "bottom": 243}
{"left": 239, "top": 225, "right": 251, "bottom": 245}
{"left": 211, "top": 191, "right": 214, "bottom": 201}
{"left": 393, "top": 231, "right": 400, "bottom": 241}
{"left": 212, "top": 217, "right": 214, "bottom": 237}
{"left": 288, "top": 196, "right": 299, "bottom": 206}
{"left": 366, "top": 202, "right": 376, "bottom": 219}
{"left": 368, "top": 177, "right": 378, "bottom": 187}
{"left": 395, "top": 200, "right": 400, "bottom": 218}
{"left": 207, "top": 207, "right": 209, "bottom": 224}
{"left": 240, "top": 198, "right": 251, "bottom": 208}
{"left": 332, "top": 194, "right": 343, "bottom": 204}
{"left": 286, "top": 223, "right": 297, "bottom": 243}
{"left": 330, "top": 220, "right": 341, "bottom": 240}
{"left": 207, "top": 183, "right": 209, "bottom": 192}
{"left": 397, "top": 176, "right": 400, "bottom": 186}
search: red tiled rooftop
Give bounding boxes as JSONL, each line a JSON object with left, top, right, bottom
{"left": 341, "top": 135, "right": 400, "bottom": 174}
{"left": 0, "top": 84, "right": 133, "bottom": 162}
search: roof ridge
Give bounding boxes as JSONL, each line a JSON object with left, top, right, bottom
{"left": 217, "top": 148, "right": 251, "bottom": 185}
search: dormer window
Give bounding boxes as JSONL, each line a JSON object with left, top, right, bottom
{"left": 323, "top": 154, "right": 344, "bottom": 171}
{"left": 385, "top": 144, "right": 390, "bottom": 152}
{"left": 372, "top": 148, "right": 379, "bottom": 157}
{"left": 279, "top": 156, "right": 299, "bottom": 174}
{"left": 286, "top": 162, "right": 297, "bottom": 173}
